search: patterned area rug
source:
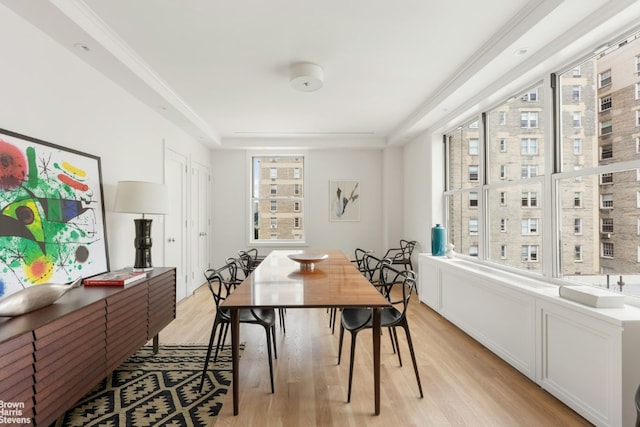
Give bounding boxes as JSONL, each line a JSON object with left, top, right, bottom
{"left": 52, "top": 344, "right": 243, "bottom": 427}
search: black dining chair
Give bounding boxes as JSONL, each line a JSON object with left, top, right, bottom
{"left": 383, "top": 239, "right": 417, "bottom": 271}
{"left": 238, "top": 248, "right": 265, "bottom": 273}
{"left": 199, "top": 261, "right": 277, "bottom": 393}
{"left": 237, "top": 250, "right": 286, "bottom": 333}
{"left": 337, "top": 264, "right": 423, "bottom": 402}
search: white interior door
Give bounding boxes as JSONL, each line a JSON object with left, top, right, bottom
{"left": 190, "top": 160, "right": 210, "bottom": 294}
{"left": 165, "top": 148, "right": 188, "bottom": 302}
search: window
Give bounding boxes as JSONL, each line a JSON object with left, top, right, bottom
{"left": 469, "top": 192, "right": 478, "bottom": 207}
{"left": 575, "top": 245, "right": 583, "bottom": 261}
{"left": 573, "top": 112, "right": 581, "bottom": 128}
{"left": 445, "top": 35, "right": 640, "bottom": 297}
{"left": 600, "top": 173, "right": 613, "bottom": 184}
{"left": 499, "top": 165, "right": 507, "bottom": 179}
{"left": 469, "top": 245, "right": 479, "bottom": 256}
{"left": 521, "top": 165, "right": 538, "bottom": 178}
{"left": 602, "top": 242, "right": 614, "bottom": 258}
{"left": 600, "top": 119, "right": 612, "bottom": 135}
{"left": 251, "top": 155, "right": 305, "bottom": 243}
{"left": 522, "top": 192, "right": 538, "bottom": 208}
{"left": 574, "top": 218, "right": 582, "bottom": 234}
{"left": 469, "top": 139, "right": 479, "bottom": 155}
{"left": 469, "top": 218, "right": 478, "bottom": 234}
{"left": 521, "top": 218, "right": 539, "bottom": 235}
{"left": 574, "top": 192, "right": 582, "bottom": 208}
{"left": 572, "top": 85, "right": 581, "bottom": 101}
{"left": 521, "top": 138, "right": 538, "bottom": 155}
{"left": 469, "top": 120, "right": 479, "bottom": 129}
{"left": 469, "top": 165, "right": 479, "bottom": 182}
{"left": 521, "top": 245, "right": 539, "bottom": 262}
{"left": 573, "top": 138, "right": 582, "bottom": 155}
{"left": 522, "top": 88, "right": 538, "bottom": 101}
{"left": 599, "top": 69, "right": 612, "bottom": 87}
{"left": 521, "top": 112, "right": 538, "bottom": 128}
{"left": 600, "top": 96, "right": 612, "bottom": 111}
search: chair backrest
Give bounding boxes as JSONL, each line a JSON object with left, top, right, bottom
{"left": 203, "top": 261, "right": 241, "bottom": 309}
{"left": 227, "top": 256, "right": 250, "bottom": 280}
{"left": 361, "top": 253, "right": 391, "bottom": 287}
{"left": 380, "top": 264, "right": 417, "bottom": 317}
{"left": 238, "top": 248, "right": 261, "bottom": 273}
{"left": 353, "top": 248, "right": 373, "bottom": 274}
{"left": 399, "top": 240, "right": 416, "bottom": 259}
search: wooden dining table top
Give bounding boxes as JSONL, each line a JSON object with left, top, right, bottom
{"left": 222, "top": 249, "right": 390, "bottom": 309}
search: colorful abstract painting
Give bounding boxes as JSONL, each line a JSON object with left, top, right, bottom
{"left": 0, "top": 128, "right": 109, "bottom": 298}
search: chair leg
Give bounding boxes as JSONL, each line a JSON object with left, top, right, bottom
{"left": 279, "top": 308, "right": 286, "bottom": 334}
{"left": 392, "top": 327, "right": 403, "bottom": 366}
{"left": 347, "top": 330, "right": 359, "bottom": 403}
{"left": 271, "top": 325, "right": 278, "bottom": 359}
{"left": 213, "top": 322, "right": 228, "bottom": 362}
{"left": 200, "top": 318, "right": 220, "bottom": 393}
{"left": 402, "top": 322, "right": 423, "bottom": 398}
{"left": 264, "top": 325, "right": 275, "bottom": 394}
{"left": 389, "top": 326, "right": 397, "bottom": 354}
{"left": 337, "top": 323, "right": 345, "bottom": 364}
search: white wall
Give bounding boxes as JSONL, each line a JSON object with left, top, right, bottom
{"left": 403, "top": 131, "right": 442, "bottom": 266}
{"left": 0, "top": 5, "right": 210, "bottom": 272}
{"left": 209, "top": 148, "right": 387, "bottom": 268}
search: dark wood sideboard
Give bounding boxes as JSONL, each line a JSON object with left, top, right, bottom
{"left": 0, "top": 267, "right": 176, "bottom": 426}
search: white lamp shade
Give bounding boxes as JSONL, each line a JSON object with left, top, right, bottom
{"left": 114, "top": 181, "right": 169, "bottom": 215}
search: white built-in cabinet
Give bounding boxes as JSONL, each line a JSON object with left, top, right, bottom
{"left": 419, "top": 254, "right": 640, "bottom": 427}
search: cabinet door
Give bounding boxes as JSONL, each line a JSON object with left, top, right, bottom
{"left": 0, "top": 332, "right": 35, "bottom": 423}
{"left": 106, "top": 283, "right": 148, "bottom": 372}
{"left": 33, "top": 301, "right": 106, "bottom": 426}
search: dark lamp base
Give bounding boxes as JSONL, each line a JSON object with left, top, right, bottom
{"left": 134, "top": 218, "right": 154, "bottom": 270}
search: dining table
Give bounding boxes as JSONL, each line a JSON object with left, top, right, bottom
{"left": 221, "top": 249, "right": 391, "bottom": 415}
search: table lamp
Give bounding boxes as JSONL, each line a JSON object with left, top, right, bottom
{"left": 114, "top": 180, "right": 169, "bottom": 270}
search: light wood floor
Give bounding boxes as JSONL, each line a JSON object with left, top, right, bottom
{"left": 160, "top": 284, "right": 593, "bottom": 427}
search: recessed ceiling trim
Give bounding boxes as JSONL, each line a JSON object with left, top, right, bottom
{"left": 50, "top": 0, "right": 221, "bottom": 145}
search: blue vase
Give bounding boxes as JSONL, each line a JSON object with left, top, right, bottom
{"left": 431, "top": 224, "right": 446, "bottom": 256}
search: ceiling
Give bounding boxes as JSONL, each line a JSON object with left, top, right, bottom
{"left": 2, "top": 0, "right": 640, "bottom": 149}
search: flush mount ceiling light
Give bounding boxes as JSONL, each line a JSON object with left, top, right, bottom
{"left": 290, "top": 62, "right": 323, "bottom": 92}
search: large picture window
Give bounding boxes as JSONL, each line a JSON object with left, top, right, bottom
{"left": 251, "top": 154, "right": 305, "bottom": 244}
{"left": 444, "top": 29, "right": 640, "bottom": 298}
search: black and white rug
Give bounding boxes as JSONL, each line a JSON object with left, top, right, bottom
{"left": 52, "top": 344, "right": 241, "bottom": 427}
